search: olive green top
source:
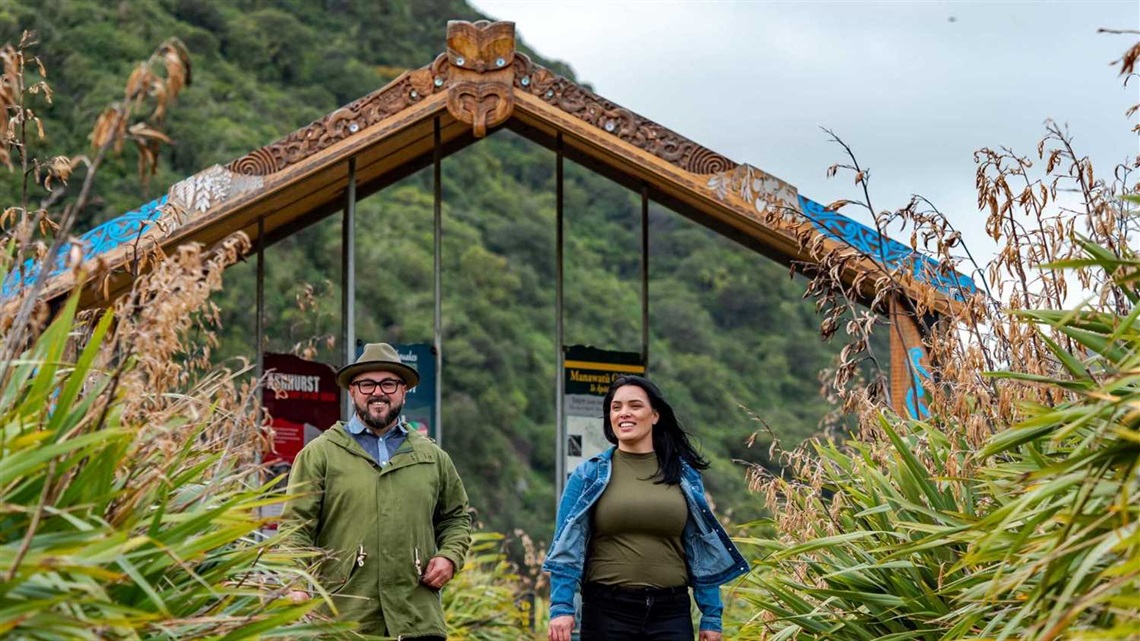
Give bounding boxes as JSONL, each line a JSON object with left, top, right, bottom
{"left": 585, "top": 449, "right": 689, "bottom": 588}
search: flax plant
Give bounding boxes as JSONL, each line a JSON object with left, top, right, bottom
{"left": 0, "top": 240, "right": 365, "bottom": 639}
{"left": 730, "top": 34, "right": 1140, "bottom": 639}
{"left": 0, "top": 33, "right": 360, "bottom": 640}
{"left": 443, "top": 532, "right": 542, "bottom": 640}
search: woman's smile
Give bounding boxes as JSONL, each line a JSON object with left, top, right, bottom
{"left": 609, "top": 385, "right": 658, "bottom": 453}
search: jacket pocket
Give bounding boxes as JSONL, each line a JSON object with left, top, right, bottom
{"left": 327, "top": 543, "right": 367, "bottom": 595}
{"left": 688, "top": 529, "right": 734, "bottom": 580}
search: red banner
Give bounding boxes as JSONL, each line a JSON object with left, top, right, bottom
{"left": 262, "top": 352, "right": 340, "bottom": 466}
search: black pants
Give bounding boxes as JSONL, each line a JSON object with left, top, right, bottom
{"left": 580, "top": 583, "right": 693, "bottom": 641}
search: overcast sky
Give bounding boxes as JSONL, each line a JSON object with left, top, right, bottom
{"left": 470, "top": 0, "right": 1138, "bottom": 265}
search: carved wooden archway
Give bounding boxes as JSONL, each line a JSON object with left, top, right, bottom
{"left": 12, "top": 20, "right": 975, "bottom": 418}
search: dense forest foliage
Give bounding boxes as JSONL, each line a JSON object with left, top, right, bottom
{"left": 0, "top": 0, "right": 852, "bottom": 541}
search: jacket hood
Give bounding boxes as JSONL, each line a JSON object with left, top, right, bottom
{"left": 319, "top": 421, "right": 359, "bottom": 453}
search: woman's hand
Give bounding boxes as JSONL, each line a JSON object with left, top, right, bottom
{"left": 548, "top": 614, "right": 575, "bottom": 641}
{"left": 699, "top": 631, "right": 722, "bottom": 641}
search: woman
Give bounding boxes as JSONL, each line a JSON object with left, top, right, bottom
{"left": 544, "top": 375, "right": 749, "bottom": 641}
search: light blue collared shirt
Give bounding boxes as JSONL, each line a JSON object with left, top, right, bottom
{"left": 345, "top": 414, "right": 409, "bottom": 467}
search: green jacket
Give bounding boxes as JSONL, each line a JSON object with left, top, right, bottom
{"left": 281, "top": 422, "right": 472, "bottom": 638}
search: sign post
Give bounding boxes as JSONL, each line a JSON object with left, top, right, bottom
{"left": 261, "top": 352, "right": 341, "bottom": 522}
{"left": 558, "top": 346, "right": 646, "bottom": 498}
{"left": 392, "top": 342, "right": 438, "bottom": 440}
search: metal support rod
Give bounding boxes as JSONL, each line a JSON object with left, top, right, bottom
{"left": 554, "top": 133, "right": 566, "bottom": 501}
{"left": 255, "top": 217, "right": 265, "bottom": 382}
{"left": 341, "top": 157, "right": 357, "bottom": 420}
{"left": 253, "top": 218, "right": 267, "bottom": 526}
{"left": 640, "top": 184, "right": 650, "bottom": 371}
{"left": 433, "top": 117, "right": 444, "bottom": 446}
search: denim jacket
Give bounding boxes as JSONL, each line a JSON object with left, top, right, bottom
{"left": 543, "top": 448, "right": 750, "bottom": 632}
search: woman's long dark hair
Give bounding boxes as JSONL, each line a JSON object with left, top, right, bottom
{"left": 601, "top": 375, "right": 709, "bottom": 485}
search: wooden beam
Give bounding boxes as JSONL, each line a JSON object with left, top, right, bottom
{"left": 889, "top": 295, "right": 932, "bottom": 419}
{"left": 510, "top": 92, "right": 958, "bottom": 315}
{"left": 44, "top": 23, "right": 970, "bottom": 320}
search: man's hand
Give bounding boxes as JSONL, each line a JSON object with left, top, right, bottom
{"left": 548, "top": 614, "right": 574, "bottom": 641}
{"left": 286, "top": 589, "right": 310, "bottom": 603}
{"left": 420, "top": 556, "right": 455, "bottom": 589}
{"left": 699, "top": 631, "right": 722, "bottom": 641}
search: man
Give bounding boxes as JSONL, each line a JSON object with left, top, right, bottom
{"left": 281, "top": 343, "right": 472, "bottom": 640}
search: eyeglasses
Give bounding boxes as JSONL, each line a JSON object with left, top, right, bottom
{"left": 351, "top": 378, "right": 404, "bottom": 394}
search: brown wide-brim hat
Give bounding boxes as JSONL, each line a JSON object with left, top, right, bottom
{"left": 336, "top": 342, "right": 420, "bottom": 389}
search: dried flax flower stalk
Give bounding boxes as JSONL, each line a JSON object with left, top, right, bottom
{"left": 737, "top": 34, "right": 1140, "bottom": 638}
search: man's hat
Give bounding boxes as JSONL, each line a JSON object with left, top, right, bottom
{"left": 336, "top": 342, "right": 420, "bottom": 389}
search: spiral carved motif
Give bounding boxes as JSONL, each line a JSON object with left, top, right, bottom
{"left": 513, "top": 55, "right": 738, "bottom": 175}
{"left": 229, "top": 147, "right": 278, "bottom": 176}
{"left": 685, "top": 146, "right": 735, "bottom": 174}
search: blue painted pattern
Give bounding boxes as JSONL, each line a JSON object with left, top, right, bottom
{"left": 797, "top": 195, "right": 977, "bottom": 301}
{"left": 905, "top": 346, "right": 931, "bottom": 419}
{"left": 2, "top": 190, "right": 975, "bottom": 305}
{"left": 2, "top": 195, "right": 168, "bottom": 298}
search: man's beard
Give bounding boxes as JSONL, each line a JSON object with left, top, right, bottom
{"left": 355, "top": 395, "right": 404, "bottom": 432}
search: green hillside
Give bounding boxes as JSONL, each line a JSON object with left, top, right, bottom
{"left": 1, "top": 0, "right": 848, "bottom": 540}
